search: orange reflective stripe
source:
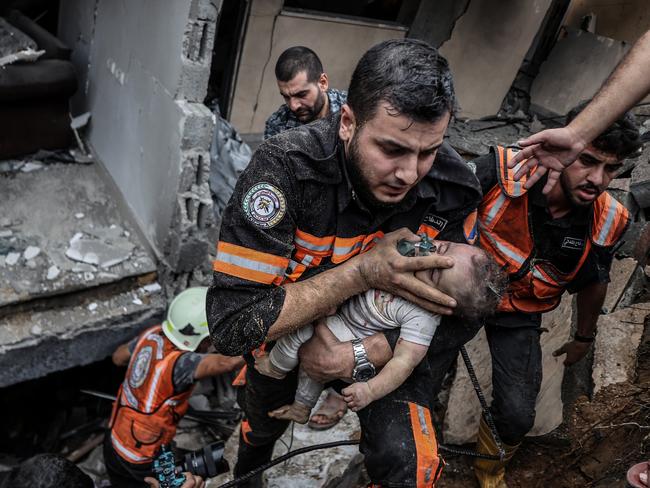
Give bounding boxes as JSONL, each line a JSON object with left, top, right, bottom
{"left": 332, "top": 235, "right": 365, "bottom": 263}
{"left": 592, "top": 192, "right": 630, "bottom": 246}
{"left": 213, "top": 241, "right": 289, "bottom": 285}
{"left": 232, "top": 365, "right": 247, "bottom": 386}
{"left": 408, "top": 402, "right": 440, "bottom": 487}
{"left": 417, "top": 224, "right": 440, "bottom": 240}
{"left": 241, "top": 419, "right": 253, "bottom": 445}
{"left": 294, "top": 229, "right": 335, "bottom": 255}
{"left": 463, "top": 210, "right": 478, "bottom": 244}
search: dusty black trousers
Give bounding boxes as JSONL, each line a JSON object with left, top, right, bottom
{"left": 233, "top": 318, "right": 481, "bottom": 487}
{"left": 485, "top": 315, "right": 544, "bottom": 446}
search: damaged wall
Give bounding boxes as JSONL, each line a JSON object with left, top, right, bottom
{"left": 229, "top": 0, "right": 406, "bottom": 134}
{"left": 564, "top": 0, "right": 650, "bottom": 44}
{"left": 57, "top": 0, "right": 217, "bottom": 275}
{"left": 438, "top": 0, "right": 553, "bottom": 118}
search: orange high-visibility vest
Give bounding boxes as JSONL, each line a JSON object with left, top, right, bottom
{"left": 478, "top": 146, "right": 629, "bottom": 313}
{"left": 109, "top": 325, "right": 193, "bottom": 464}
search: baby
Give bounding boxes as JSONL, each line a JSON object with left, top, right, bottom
{"left": 254, "top": 240, "right": 506, "bottom": 422}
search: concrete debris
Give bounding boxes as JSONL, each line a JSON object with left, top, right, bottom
{"left": 46, "top": 265, "right": 61, "bottom": 280}
{"left": 75, "top": 212, "right": 85, "bottom": 219}
{"left": 65, "top": 230, "right": 135, "bottom": 269}
{"left": 30, "top": 325, "right": 42, "bottom": 336}
{"left": 5, "top": 252, "right": 20, "bottom": 266}
{"left": 0, "top": 230, "right": 12, "bottom": 238}
{"left": 531, "top": 29, "right": 629, "bottom": 116}
{"left": 70, "top": 112, "right": 91, "bottom": 130}
{"left": 142, "top": 283, "right": 162, "bottom": 293}
{"left": 592, "top": 303, "right": 650, "bottom": 394}
{"left": 0, "top": 217, "right": 10, "bottom": 227}
{"left": 72, "top": 263, "right": 96, "bottom": 273}
{"left": 87, "top": 302, "right": 98, "bottom": 312}
{"left": 25, "top": 259, "right": 36, "bottom": 269}
{"left": 23, "top": 246, "right": 40, "bottom": 260}
{"left": 0, "top": 47, "right": 44, "bottom": 67}
{"left": 19, "top": 161, "right": 44, "bottom": 172}
{"left": 132, "top": 298, "right": 143, "bottom": 305}
{"left": 602, "top": 258, "right": 638, "bottom": 313}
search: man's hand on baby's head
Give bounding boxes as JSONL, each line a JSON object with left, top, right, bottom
{"left": 355, "top": 228, "right": 457, "bottom": 314}
{"left": 342, "top": 382, "right": 374, "bottom": 412}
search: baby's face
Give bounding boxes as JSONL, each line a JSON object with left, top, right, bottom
{"left": 414, "top": 241, "right": 484, "bottom": 299}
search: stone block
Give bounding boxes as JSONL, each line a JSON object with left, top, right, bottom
{"left": 443, "top": 294, "right": 574, "bottom": 443}
{"left": 177, "top": 18, "right": 216, "bottom": 101}
{"left": 592, "top": 303, "right": 650, "bottom": 394}
{"left": 189, "top": 0, "right": 219, "bottom": 22}
{"left": 178, "top": 101, "right": 215, "bottom": 150}
{"left": 603, "top": 258, "right": 639, "bottom": 313}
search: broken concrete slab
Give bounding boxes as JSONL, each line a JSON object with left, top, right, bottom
{"left": 0, "top": 163, "right": 156, "bottom": 307}
{"left": 65, "top": 231, "right": 134, "bottom": 269}
{"left": 439, "top": 0, "right": 553, "bottom": 118}
{"left": 531, "top": 29, "right": 629, "bottom": 116}
{"left": 603, "top": 258, "right": 639, "bottom": 314}
{"left": 443, "top": 294, "right": 574, "bottom": 443}
{"left": 210, "top": 392, "right": 362, "bottom": 488}
{"left": 0, "top": 285, "right": 166, "bottom": 387}
{"left": 592, "top": 303, "right": 650, "bottom": 394}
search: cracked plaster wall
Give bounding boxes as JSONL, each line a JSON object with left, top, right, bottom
{"left": 58, "top": 0, "right": 218, "bottom": 274}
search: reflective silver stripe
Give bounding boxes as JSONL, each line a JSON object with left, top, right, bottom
{"left": 334, "top": 241, "right": 363, "bottom": 257}
{"left": 294, "top": 236, "right": 332, "bottom": 252}
{"left": 511, "top": 162, "right": 524, "bottom": 197}
{"left": 111, "top": 433, "right": 149, "bottom": 462}
{"left": 479, "top": 223, "right": 526, "bottom": 265}
{"left": 301, "top": 254, "right": 314, "bottom": 266}
{"left": 417, "top": 405, "right": 429, "bottom": 436}
{"left": 484, "top": 193, "right": 507, "bottom": 226}
{"left": 217, "top": 251, "right": 286, "bottom": 277}
{"left": 148, "top": 332, "right": 164, "bottom": 359}
{"left": 122, "top": 382, "right": 138, "bottom": 409}
{"left": 286, "top": 260, "right": 299, "bottom": 274}
{"left": 145, "top": 363, "right": 164, "bottom": 413}
{"left": 595, "top": 199, "right": 617, "bottom": 245}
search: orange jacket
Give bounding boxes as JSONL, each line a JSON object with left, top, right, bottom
{"left": 109, "top": 325, "right": 193, "bottom": 464}
{"left": 478, "top": 146, "right": 629, "bottom": 313}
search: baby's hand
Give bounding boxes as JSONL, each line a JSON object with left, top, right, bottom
{"left": 342, "top": 382, "right": 374, "bottom": 411}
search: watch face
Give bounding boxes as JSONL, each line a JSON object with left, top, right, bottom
{"left": 353, "top": 364, "right": 375, "bottom": 382}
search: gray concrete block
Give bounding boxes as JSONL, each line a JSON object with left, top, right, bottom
{"left": 189, "top": 0, "right": 220, "bottom": 21}
{"left": 178, "top": 101, "right": 215, "bottom": 150}
{"left": 0, "top": 286, "right": 166, "bottom": 387}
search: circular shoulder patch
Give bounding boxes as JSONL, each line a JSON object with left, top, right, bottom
{"left": 129, "top": 346, "right": 152, "bottom": 389}
{"left": 242, "top": 182, "right": 287, "bottom": 228}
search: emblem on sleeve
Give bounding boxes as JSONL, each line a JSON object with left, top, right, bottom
{"left": 243, "top": 182, "right": 287, "bottom": 228}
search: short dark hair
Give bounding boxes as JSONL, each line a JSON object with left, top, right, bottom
{"left": 453, "top": 251, "right": 507, "bottom": 321}
{"left": 347, "top": 38, "right": 456, "bottom": 128}
{"left": 275, "top": 46, "right": 324, "bottom": 83}
{"left": 566, "top": 101, "right": 643, "bottom": 160}
{"left": 2, "top": 454, "right": 94, "bottom": 488}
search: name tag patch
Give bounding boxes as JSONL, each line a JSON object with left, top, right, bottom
{"left": 562, "top": 237, "right": 584, "bottom": 251}
{"left": 423, "top": 214, "right": 448, "bottom": 233}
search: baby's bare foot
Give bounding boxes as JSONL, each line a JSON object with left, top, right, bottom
{"left": 254, "top": 355, "right": 286, "bottom": 379}
{"left": 268, "top": 402, "right": 311, "bottom": 424}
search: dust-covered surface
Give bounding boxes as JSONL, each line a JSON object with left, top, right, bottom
{"left": 0, "top": 162, "right": 156, "bottom": 307}
{"left": 436, "top": 313, "right": 650, "bottom": 488}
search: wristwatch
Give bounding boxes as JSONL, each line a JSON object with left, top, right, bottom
{"left": 351, "top": 338, "right": 376, "bottom": 382}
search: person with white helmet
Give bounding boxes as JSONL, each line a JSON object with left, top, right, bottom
{"left": 103, "top": 287, "right": 244, "bottom": 488}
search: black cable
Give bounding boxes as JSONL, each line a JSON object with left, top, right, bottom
{"left": 216, "top": 440, "right": 360, "bottom": 487}
{"left": 459, "top": 346, "right": 505, "bottom": 460}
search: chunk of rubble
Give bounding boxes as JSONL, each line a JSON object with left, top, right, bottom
{"left": 143, "top": 283, "right": 162, "bottom": 293}
{"left": 0, "top": 230, "right": 12, "bottom": 238}
{"left": 25, "top": 259, "right": 36, "bottom": 269}
{"left": 87, "top": 303, "right": 98, "bottom": 312}
{"left": 46, "top": 265, "right": 60, "bottom": 280}
{"left": 65, "top": 231, "right": 134, "bottom": 269}
{"left": 5, "top": 252, "right": 20, "bottom": 266}
{"left": 20, "top": 161, "right": 44, "bottom": 172}
{"left": 132, "top": 298, "right": 143, "bottom": 305}
{"left": 23, "top": 246, "right": 40, "bottom": 260}
{"left": 592, "top": 303, "right": 650, "bottom": 393}
{"left": 75, "top": 212, "right": 85, "bottom": 219}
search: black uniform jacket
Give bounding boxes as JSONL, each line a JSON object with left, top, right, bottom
{"left": 208, "top": 113, "right": 482, "bottom": 356}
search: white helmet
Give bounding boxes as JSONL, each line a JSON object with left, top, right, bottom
{"left": 162, "top": 287, "right": 209, "bottom": 352}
